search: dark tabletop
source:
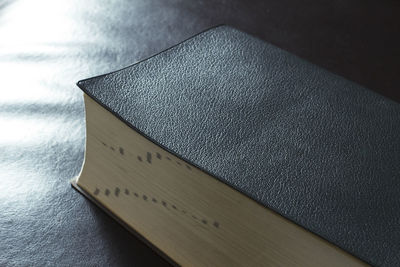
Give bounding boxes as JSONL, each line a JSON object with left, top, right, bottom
{"left": 0, "top": 0, "right": 399, "bottom": 266}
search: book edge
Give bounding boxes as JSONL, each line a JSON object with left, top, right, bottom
{"left": 75, "top": 92, "right": 369, "bottom": 266}
{"left": 70, "top": 177, "right": 179, "bottom": 267}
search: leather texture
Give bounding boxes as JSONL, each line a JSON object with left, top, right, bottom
{"left": 1, "top": 0, "right": 399, "bottom": 266}
{"left": 78, "top": 26, "right": 400, "bottom": 266}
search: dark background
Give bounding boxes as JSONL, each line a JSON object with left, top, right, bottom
{"left": 0, "top": 0, "right": 399, "bottom": 266}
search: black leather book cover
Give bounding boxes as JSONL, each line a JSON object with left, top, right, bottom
{"left": 77, "top": 25, "right": 400, "bottom": 266}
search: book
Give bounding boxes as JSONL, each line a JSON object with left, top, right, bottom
{"left": 72, "top": 25, "right": 400, "bottom": 266}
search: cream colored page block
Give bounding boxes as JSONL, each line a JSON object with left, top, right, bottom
{"left": 77, "top": 94, "right": 367, "bottom": 267}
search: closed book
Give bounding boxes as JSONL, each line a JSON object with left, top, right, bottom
{"left": 73, "top": 25, "right": 400, "bottom": 266}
